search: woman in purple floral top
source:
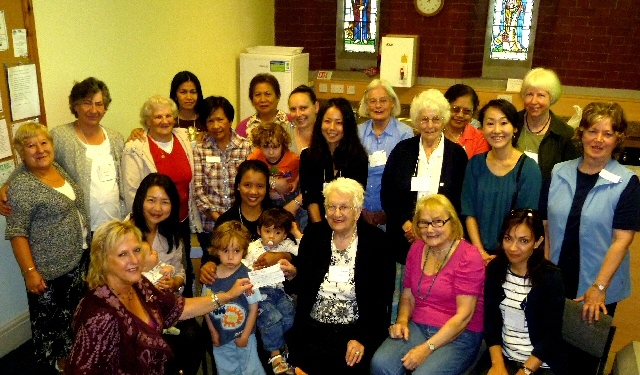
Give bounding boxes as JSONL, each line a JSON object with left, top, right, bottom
{"left": 67, "top": 219, "right": 253, "bottom": 375}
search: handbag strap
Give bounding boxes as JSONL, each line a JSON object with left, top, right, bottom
{"left": 510, "top": 154, "right": 526, "bottom": 210}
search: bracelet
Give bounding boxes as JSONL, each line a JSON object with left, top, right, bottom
{"left": 293, "top": 198, "right": 303, "bottom": 207}
{"left": 211, "top": 292, "right": 221, "bottom": 310}
{"left": 269, "top": 177, "right": 276, "bottom": 190}
{"left": 23, "top": 266, "right": 36, "bottom": 275}
{"left": 521, "top": 364, "right": 533, "bottom": 375}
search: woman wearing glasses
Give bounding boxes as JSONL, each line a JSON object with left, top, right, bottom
{"left": 282, "top": 177, "right": 394, "bottom": 374}
{"left": 461, "top": 99, "right": 542, "bottom": 264}
{"left": 371, "top": 194, "right": 485, "bottom": 375}
{"left": 443, "top": 84, "right": 490, "bottom": 159}
{"left": 381, "top": 89, "right": 468, "bottom": 267}
{"left": 356, "top": 79, "right": 414, "bottom": 228}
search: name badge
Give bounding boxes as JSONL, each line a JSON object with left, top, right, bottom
{"left": 328, "top": 266, "right": 350, "bottom": 283}
{"left": 410, "top": 177, "right": 430, "bottom": 192}
{"left": 524, "top": 151, "right": 538, "bottom": 164}
{"left": 600, "top": 169, "right": 622, "bottom": 183}
{"left": 504, "top": 306, "right": 526, "bottom": 330}
{"left": 97, "top": 160, "right": 116, "bottom": 182}
{"left": 206, "top": 156, "right": 221, "bottom": 163}
{"left": 369, "top": 150, "right": 387, "bottom": 167}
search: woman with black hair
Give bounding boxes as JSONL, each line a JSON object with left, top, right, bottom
{"left": 170, "top": 71, "right": 206, "bottom": 134}
{"left": 300, "top": 97, "right": 368, "bottom": 223}
{"left": 478, "top": 208, "right": 565, "bottom": 375}
{"left": 130, "top": 173, "right": 204, "bottom": 375}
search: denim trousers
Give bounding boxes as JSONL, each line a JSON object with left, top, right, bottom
{"left": 212, "top": 333, "right": 266, "bottom": 375}
{"left": 257, "top": 286, "right": 295, "bottom": 351}
{"left": 371, "top": 320, "right": 483, "bottom": 375}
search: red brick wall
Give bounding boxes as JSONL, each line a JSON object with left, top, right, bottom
{"left": 275, "top": 0, "right": 640, "bottom": 89}
{"left": 533, "top": 0, "right": 640, "bottom": 90}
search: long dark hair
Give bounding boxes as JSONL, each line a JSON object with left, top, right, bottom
{"left": 131, "top": 173, "right": 181, "bottom": 253}
{"left": 169, "top": 71, "right": 204, "bottom": 114}
{"left": 233, "top": 160, "right": 273, "bottom": 210}
{"left": 308, "top": 97, "right": 368, "bottom": 170}
{"left": 493, "top": 208, "right": 556, "bottom": 287}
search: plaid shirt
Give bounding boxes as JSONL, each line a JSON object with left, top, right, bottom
{"left": 193, "top": 132, "right": 252, "bottom": 232}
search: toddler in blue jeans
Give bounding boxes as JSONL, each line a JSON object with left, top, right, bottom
{"left": 243, "top": 208, "right": 301, "bottom": 375}
{"left": 202, "top": 221, "right": 265, "bottom": 375}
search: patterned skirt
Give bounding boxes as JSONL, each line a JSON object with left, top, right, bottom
{"left": 26, "top": 252, "right": 88, "bottom": 366}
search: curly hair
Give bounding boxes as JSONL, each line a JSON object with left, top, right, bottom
{"left": 250, "top": 122, "right": 291, "bottom": 149}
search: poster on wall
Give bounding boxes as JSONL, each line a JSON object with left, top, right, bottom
{"left": 12, "top": 29, "right": 27, "bottom": 57}
{"left": 0, "top": 11, "right": 8, "bottom": 51}
{"left": 0, "top": 118, "right": 11, "bottom": 159}
{"left": 7, "top": 63, "right": 40, "bottom": 121}
{"left": 0, "top": 160, "right": 15, "bottom": 185}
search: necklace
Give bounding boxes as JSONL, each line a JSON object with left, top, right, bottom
{"left": 525, "top": 114, "right": 550, "bottom": 135}
{"left": 110, "top": 286, "right": 135, "bottom": 302}
{"left": 76, "top": 122, "right": 104, "bottom": 145}
{"left": 416, "top": 240, "right": 456, "bottom": 300}
{"left": 446, "top": 127, "right": 464, "bottom": 143}
{"left": 332, "top": 230, "right": 357, "bottom": 252}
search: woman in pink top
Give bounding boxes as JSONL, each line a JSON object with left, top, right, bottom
{"left": 371, "top": 194, "right": 484, "bottom": 375}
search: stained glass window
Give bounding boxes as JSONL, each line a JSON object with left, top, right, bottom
{"left": 343, "top": 0, "right": 379, "bottom": 53}
{"left": 490, "top": 0, "right": 535, "bottom": 61}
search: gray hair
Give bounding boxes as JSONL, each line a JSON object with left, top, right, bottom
{"left": 323, "top": 177, "right": 364, "bottom": 209}
{"left": 410, "top": 89, "right": 451, "bottom": 125}
{"left": 139, "top": 95, "right": 178, "bottom": 127}
{"left": 357, "top": 79, "right": 402, "bottom": 118}
{"left": 520, "top": 67, "right": 562, "bottom": 105}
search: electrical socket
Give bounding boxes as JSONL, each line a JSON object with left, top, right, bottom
{"left": 330, "top": 84, "right": 344, "bottom": 94}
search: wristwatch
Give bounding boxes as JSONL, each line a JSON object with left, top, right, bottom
{"left": 521, "top": 364, "right": 533, "bottom": 375}
{"left": 593, "top": 283, "right": 607, "bottom": 291}
{"left": 427, "top": 341, "right": 436, "bottom": 351}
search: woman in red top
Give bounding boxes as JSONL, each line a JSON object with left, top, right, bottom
{"left": 443, "top": 84, "right": 490, "bottom": 159}
{"left": 121, "top": 95, "right": 203, "bottom": 299}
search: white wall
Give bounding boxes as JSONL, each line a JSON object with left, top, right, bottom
{"left": 0, "top": 0, "right": 275, "bottom": 356}
{"left": 32, "top": 1, "right": 275, "bottom": 136}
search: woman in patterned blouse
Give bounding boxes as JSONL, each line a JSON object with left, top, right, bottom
{"left": 282, "top": 177, "right": 395, "bottom": 375}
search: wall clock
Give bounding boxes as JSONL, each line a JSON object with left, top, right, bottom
{"left": 415, "top": 0, "right": 444, "bottom": 16}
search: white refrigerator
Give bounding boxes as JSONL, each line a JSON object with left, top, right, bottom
{"left": 239, "top": 47, "right": 310, "bottom": 122}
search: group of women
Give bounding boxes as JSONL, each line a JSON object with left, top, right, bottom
{"left": 2, "top": 66, "right": 639, "bottom": 375}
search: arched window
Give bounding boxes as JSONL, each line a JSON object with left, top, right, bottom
{"left": 483, "top": 0, "right": 541, "bottom": 78}
{"left": 336, "top": 0, "right": 381, "bottom": 70}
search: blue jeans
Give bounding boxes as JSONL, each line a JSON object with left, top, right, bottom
{"left": 371, "top": 321, "right": 482, "bottom": 375}
{"left": 257, "top": 287, "right": 295, "bottom": 351}
{"left": 212, "top": 333, "right": 265, "bottom": 375}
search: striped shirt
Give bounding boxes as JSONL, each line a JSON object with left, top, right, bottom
{"left": 501, "top": 269, "right": 549, "bottom": 368}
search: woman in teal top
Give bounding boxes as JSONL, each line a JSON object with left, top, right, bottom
{"left": 461, "top": 99, "right": 541, "bottom": 263}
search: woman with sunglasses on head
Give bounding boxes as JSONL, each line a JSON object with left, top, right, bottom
{"left": 371, "top": 194, "right": 484, "bottom": 375}
{"left": 443, "top": 84, "right": 489, "bottom": 159}
{"left": 477, "top": 208, "right": 565, "bottom": 375}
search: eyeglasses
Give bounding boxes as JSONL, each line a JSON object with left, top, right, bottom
{"left": 368, "top": 97, "right": 390, "bottom": 106}
{"left": 419, "top": 116, "right": 442, "bottom": 125}
{"left": 325, "top": 204, "right": 356, "bottom": 213}
{"left": 450, "top": 106, "right": 473, "bottom": 117}
{"left": 417, "top": 217, "right": 451, "bottom": 228}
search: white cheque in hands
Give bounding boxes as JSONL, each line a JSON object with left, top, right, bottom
{"left": 248, "top": 264, "right": 286, "bottom": 288}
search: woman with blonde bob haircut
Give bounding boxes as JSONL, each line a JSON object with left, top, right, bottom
{"left": 372, "top": 194, "right": 485, "bottom": 375}
{"left": 68, "top": 219, "right": 253, "bottom": 374}
{"left": 517, "top": 67, "right": 579, "bottom": 182}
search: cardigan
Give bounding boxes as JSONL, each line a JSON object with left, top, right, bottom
{"left": 380, "top": 135, "right": 468, "bottom": 264}
{"left": 120, "top": 127, "right": 203, "bottom": 232}
{"left": 484, "top": 259, "right": 566, "bottom": 374}
{"left": 517, "top": 110, "right": 580, "bottom": 183}
{"left": 5, "top": 162, "right": 89, "bottom": 280}
{"left": 50, "top": 122, "right": 125, "bottom": 221}
{"left": 289, "top": 220, "right": 395, "bottom": 351}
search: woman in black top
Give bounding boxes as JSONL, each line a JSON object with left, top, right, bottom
{"left": 300, "top": 97, "right": 368, "bottom": 223}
